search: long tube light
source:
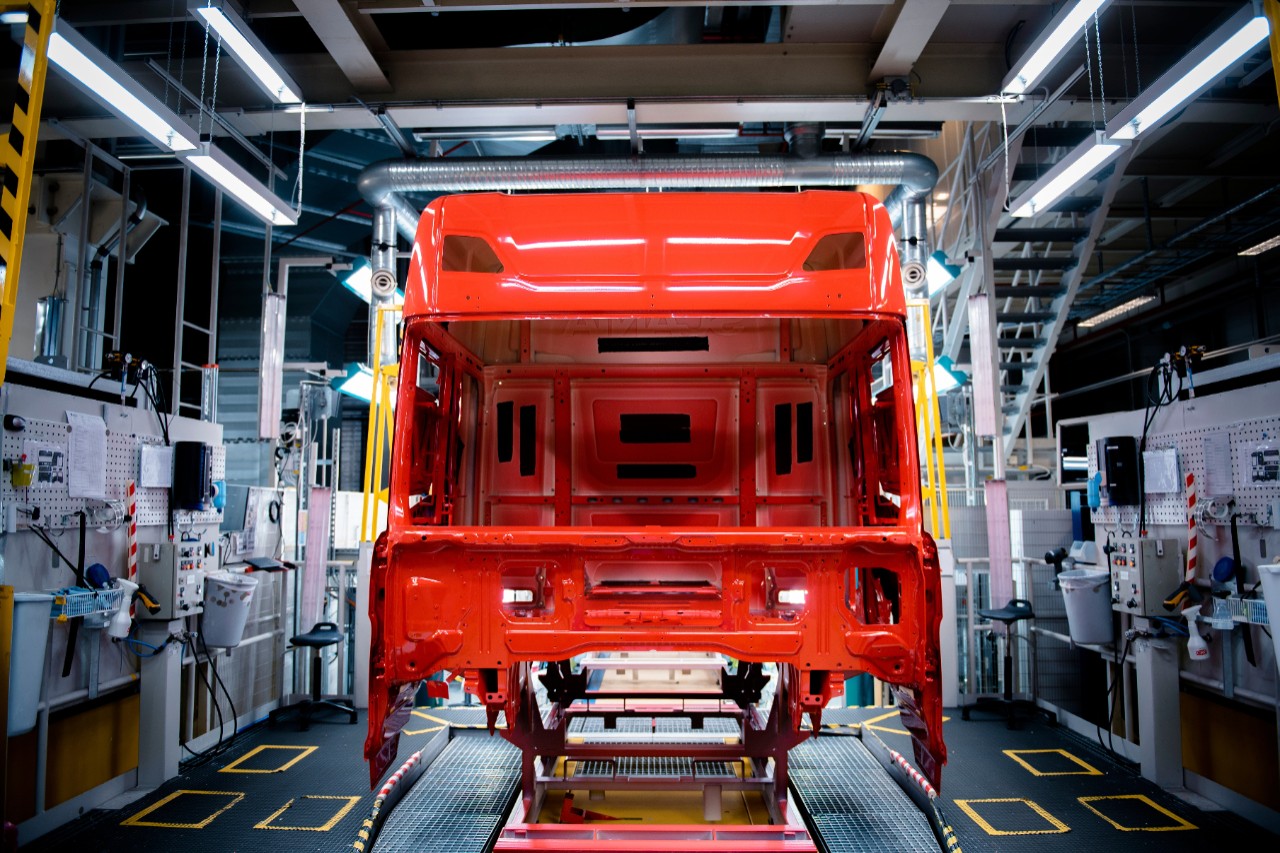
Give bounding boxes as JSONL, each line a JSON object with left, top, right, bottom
{"left": 184, "top": 144, "right": 298, "bottom": 226}
{"left": 1002, "top": 0, "right": 1113, "bottom": 95}
{"left": 191, "top": 1, "right": 302, "bottom": 104}
{"left": 1078, "top": 296, "right": 1156, "bottom": 328}
{"left": 1239, "top": 233, "right": 1280, "bottom": 256}
{"left": 1008, "top": 132, "right": 1124, "bottom": 218}
{"left": 1108, "top": 6, "right": 1271, "bottom": 140}
{"left": 48, "top": 22, "right": 197, "bottom": 152}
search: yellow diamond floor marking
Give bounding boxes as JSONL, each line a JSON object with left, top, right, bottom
{"left": 219, "top": 744, "right": 318, "bottom": 774}
{"left": 954, "top": 798, "right": 1070, "bottom": 836}
{"left": 1078, "top": 795, "right": 1197, "bottom": 832}
{"left": 256, "top": 795, "right": 363, "bottom": 831}
{"left": 862, "top": 709, "right": 951, "bottom": 737}
{"left": 256, "top": 794, "right": 363, "bottom": 824}
{"left": 121, "top": 790, "right": 245, "bottom": 828}
{"left": 403, "top": 711, "right": 447, "bottom": 736}
{"left": 1004, "top": 748, "right": 1103, "bottom": 777}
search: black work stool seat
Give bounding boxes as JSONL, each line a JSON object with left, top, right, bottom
{"left": 962, "top": 599, "right": 1039, "bottom": 729}
{"left": 269, "top": 621, "right": 357, "bottom": 730}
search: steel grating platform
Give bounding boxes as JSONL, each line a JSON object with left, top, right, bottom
{"left": 567, "top": 715, "right": 741, "bottom": 741}
{"left": 374, "top": 733, "right": 521, "bottom": 853}
{"left": 790, "top": 734, "right": 940, "bottom": 853}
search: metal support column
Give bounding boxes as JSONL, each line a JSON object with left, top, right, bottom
{"left": 171, "top": 168, "right": 191, "bottom": 409}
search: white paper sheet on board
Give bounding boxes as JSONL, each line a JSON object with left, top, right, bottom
{"left": 66, "top": 411, "right": 107, "bottom": 499}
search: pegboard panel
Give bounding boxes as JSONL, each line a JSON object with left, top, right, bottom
{"left": 1090, "top": 413, "right": 1280, "bottom": 529}
{"left": 2, "top": 417, "right": 225, "bottom": 530}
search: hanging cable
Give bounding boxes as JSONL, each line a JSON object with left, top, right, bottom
{"left": 1083, "top": 26, "right": 1098, "bottom": 129}
{"left": 293, "top": 104, "right": 307, "bottom": 213}
{"left": 197, "top": 16, "right": 211, "bottom": 139}
{"left": 1094, "top": 10, "right": 1108, "bottom": 126}
{"left": 999, "top": 97, "right": 1012, "bottom": 211}
{"left": 1131, "top": 4, "right": 1143, "bottom": 94}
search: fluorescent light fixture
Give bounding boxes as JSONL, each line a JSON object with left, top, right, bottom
{"left": 333, "top": 363, "right": 374, "bottom": 402}
{"left": 1009, "top": 133, "right": 1123, "bottom": 218}
{"left": 342, "top": 260, "right": 404, "bottom": 304}
{"left": 184, "top": 144, "right": 298, "bottom": 226}
{"left": 0, "top": 11, "right": 28, "bottom": 24}
{"left": 48, "top": 22, "right": 198, "bottom": 152}
{"left": 1077, "top": 295, "right": 1156, "bottom": 328}
{"left": 1002, "top": 0, "right": 1113, "bottom": 95}
{"left": 1109, "top": 7, "right": 1269, "bottom": 140}
{"left": 932, "top": 355, "right": 969, "bottom": 393}
{"left": 1240, "top": 233, "right": 1280, "bottom": 256}
{"left": 926, "top": 251, "right": 961, "bottom": 296}
{"left": 191, "top": 2, "right": 302, "bottom": 104}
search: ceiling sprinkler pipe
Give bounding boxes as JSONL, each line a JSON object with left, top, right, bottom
{"left": 357, "top": 150, "right": 937, "bottom": 264}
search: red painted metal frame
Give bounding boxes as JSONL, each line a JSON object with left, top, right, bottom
{"left": 367, "top": 192, "right": 946, "bottom": 818}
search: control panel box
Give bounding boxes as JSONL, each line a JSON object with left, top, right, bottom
{"left": 136, "top": 541, "right": 214, "bottom": 619}
{"left": 1110, "top": 538, "right": 1182, "bottom": 617}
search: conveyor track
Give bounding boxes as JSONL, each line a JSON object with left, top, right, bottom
{"left": 789, "top": 734, "right": 941, "bottom": 853}
{"left": 374, "top": 733, "right": 520, "bottom": 853}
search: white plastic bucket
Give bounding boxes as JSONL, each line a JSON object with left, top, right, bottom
{"left": 1260, "top": 562, "right": 1280, "bottom": 673}
{"left": 9, "top": 593, "right": 53, "bottom": 736}
{"left": 202, "top": 572, "right": 259, "bottom": 648}
{"left": 1059, "top": 568, "right": 1114, "bottom": 645}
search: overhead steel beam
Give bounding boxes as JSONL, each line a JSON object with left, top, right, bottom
{"left": 868, "top": 0, "right": 952, "bottom": 81}
{"left": 293, "top": 0, "right": 392, "bottom": 91}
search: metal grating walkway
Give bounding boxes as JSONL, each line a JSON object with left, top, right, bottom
{"left": 375, "top": 734, "right": 521, "bottom": 853}
{"left": 567, "top": 715, "right": 741, "bottom": 741}
{"left": 790, "top": 734, "right": 939, "bottom": 853}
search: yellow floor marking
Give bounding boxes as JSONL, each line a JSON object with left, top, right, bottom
{"left": 954, "top": 798, "right": 1070, "bottom": 836}
{"left": 256, "top": 795, "right": 362, "bottom": 831}
{"left": 1004, "top": 748, "right": 1103, "bottom": 777}
{"left": 402, "top": 723, "right": 446, "bottom": 736}
{"left": 864, "top": 710, "right": 950, "bottom": 737}
{"left": 219, "top": 744, "right": 318, "bottom": 774}
{"left": 121, "top": 790, "right": 245, "bottom": 828}
{"left": 1078, "top": 795, "right": 1197, "bottom": 832}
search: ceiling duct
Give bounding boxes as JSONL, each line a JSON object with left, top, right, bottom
{"left": 356, "top": 152, "right": 938, "bottom": 282}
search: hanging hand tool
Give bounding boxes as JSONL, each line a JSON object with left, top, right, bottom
{"left": 62, "top": 512, "right": 88, "bottom": 677}
{"left": 1229, "top": 504, "right": 1256, "bottom": 667}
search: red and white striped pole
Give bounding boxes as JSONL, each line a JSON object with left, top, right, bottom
{"left": 127, "top": 480, "right": 138, "bottom": 612}
{"left": 1185, "top": 472, "right": 1197, "bottom": 582}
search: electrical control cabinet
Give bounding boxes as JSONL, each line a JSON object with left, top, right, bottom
{"left": 1110, "top": 538, "right": 1182, "bottom": 616}
{"left": 136, "top": 541, "right": 214, "bottom": 619}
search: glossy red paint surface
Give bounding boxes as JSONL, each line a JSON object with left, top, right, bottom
{"left": 367, "top": 191, "right": 945, "bottom": 804}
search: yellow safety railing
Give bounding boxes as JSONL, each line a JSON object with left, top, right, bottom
{"left": 907, "top": 298, "right": 951, "bottom": 540}
{"left": 360, "top": 305, "right": 401, "bottom": 542}
{"left": 0, "top": 2, "right": 56, "bottom": 387}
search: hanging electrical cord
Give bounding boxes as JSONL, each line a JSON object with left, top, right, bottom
{"left": 1097, "top": 632, "right": 1134, "bottom": 758}
{"left": 181, "top": 635, "right": 227, "bottom": 761}
{"left": 201, "top": 632, "right": 239, "bottom": 746}
{"left": 196, "top": 11, "right": 211, "bottom": 140}
{"left": 1138, "top": 356, "right": 1182, "bottom": 535}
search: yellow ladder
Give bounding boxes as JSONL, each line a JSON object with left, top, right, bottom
{"left": 361, "top": 305, "right": 401, "bottom": 542}
{"left": 0, "top": 2, "right": 56, "bottom": 387}
{"left": 907, "top": 298, "right": 951, "bottom": 540}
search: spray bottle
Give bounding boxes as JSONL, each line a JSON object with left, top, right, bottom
{"left": 108, "top": 578, "right": 138, "bottom": 640}
{"left": 1183, "top": 604, "right": 1209, "bottom": 661}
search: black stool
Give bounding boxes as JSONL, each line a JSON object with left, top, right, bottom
{"left": 269, "top": 621, "right": 357, "bottom": 730}
{"left": 962, "top": 599, "right": 1036, "bottom": 729}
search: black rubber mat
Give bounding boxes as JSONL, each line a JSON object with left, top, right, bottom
{"left": 22, "top": 704, "right": 1280, "bottom": 852}
{"left": 20, "top": 708, "right": 452, "bottom": 853}
{"left": 822, "top": 707, "right": 1279, "bottom": 852}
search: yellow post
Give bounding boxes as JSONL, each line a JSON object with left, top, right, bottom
{"left": 907, "top": 298, "right": 951, "bottom": 541}
{"left": 360, "top": 305, "right": 401, "bottom": 542}
{"left": 1267, "top": 1, "right": 1280, "bottom": 110}
{"left": 0, "top": 2, "right": 57, "bottom": 387}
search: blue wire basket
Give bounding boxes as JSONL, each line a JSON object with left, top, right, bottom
{"left": 50, "top": 587, "right": 126, "bottom": 621}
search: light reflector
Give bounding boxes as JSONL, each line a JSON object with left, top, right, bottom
{"left": 334, "top": 363, "right": 375, "bottom": 402}
{"left": 1108, "top": 8, "right": 1270, "bottom": 140}
{"left": 48, "top": 22, "right": 197, "bottom": 152}
{"left": 185, "top": 145, "right": 298, "bottom": 226}
{"left": 1002, "top": 0, "right": 1113, "bottom": 95}
{"left": 192, "top": 2, "right": 302, "bottom": 104}
{"left": 1009, "top": 134, "right": 1123, "bottom": 218}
